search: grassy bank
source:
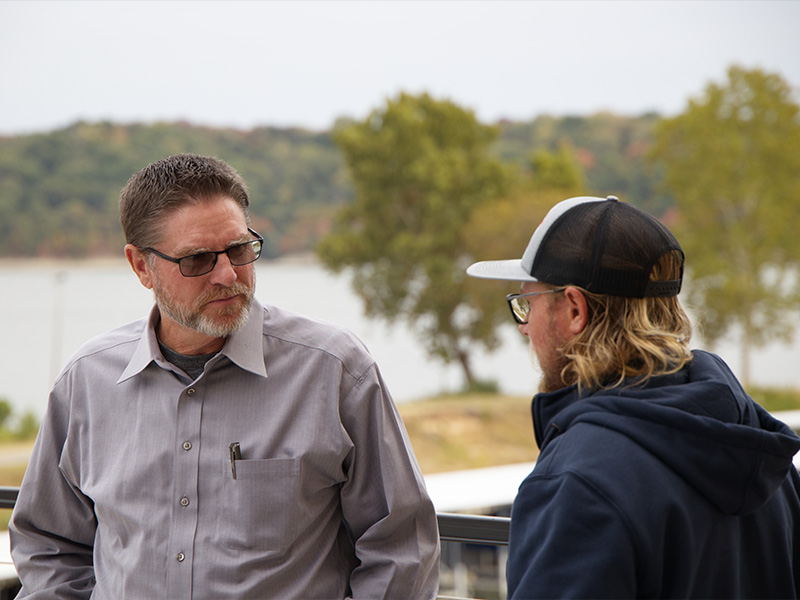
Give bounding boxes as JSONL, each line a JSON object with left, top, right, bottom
{"left": 398, "top": 393, "right": 538, "bottom": 474}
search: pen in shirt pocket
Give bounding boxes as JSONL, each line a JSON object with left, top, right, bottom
{"left": 229, "top": 442, "right": 242, "bottom": 479}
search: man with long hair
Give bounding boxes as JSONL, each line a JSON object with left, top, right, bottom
{"left": 467, "top": 195, "right": 800, "bottom": 598}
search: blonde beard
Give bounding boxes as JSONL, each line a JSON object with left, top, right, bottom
{"left": 528, "top": 336, "right": 571, "bottom": 395}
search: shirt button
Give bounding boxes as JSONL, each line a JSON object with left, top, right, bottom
{"left": 176, "top": 552, "right": 185, "bottom": 562}
{"left": 186, "top": 388, "right": 196, "bottom": 397}
{"left": 182, "top": 441, "right": 192, "bottom": 451}
{"left": 180, "top": 496, "right": 190, "bottom": 507}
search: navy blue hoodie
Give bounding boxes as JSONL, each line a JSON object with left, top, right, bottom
{"left": 508, "top": 350, "right": 800, "bottom": 599}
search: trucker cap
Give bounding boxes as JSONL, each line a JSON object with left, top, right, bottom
{"left": 466, "top": 196, "right": 683, "bottom": 298}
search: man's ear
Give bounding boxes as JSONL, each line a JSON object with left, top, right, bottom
{"left": 125, "top": 244, "right": 155, "bottom": 290}
{"left": 561, "top": 287, "right": 588, "bottom": 335}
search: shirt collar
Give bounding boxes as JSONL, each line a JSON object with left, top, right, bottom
{"left": 218, "top": 298, "right": 268, "bottom": 378}
{"left": 117, "top": 299, "right": 268, "bottom": 384}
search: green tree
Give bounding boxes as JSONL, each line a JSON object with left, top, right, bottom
{"left": 0, "top": 399, "right": 11, "bottom": 430}
{"left": 317, "top": 93, "right": 510, "bottom": 387}
{"left": 0, "top": 121, "right": 352, "bottom": 258}
{"left": 463, "top": 148, "right": 586, "bottom": 343}
{"left": 529, "top": 144, "right": 585, "bottom": 191}
{"left": 13, "top": 411, "right": 40, "bottom": 440}
{"left": 493, "top": 112, "right": 669, "bottom": 215}
{"left": 650, "top": 66, "right": 800, "bottom": 384}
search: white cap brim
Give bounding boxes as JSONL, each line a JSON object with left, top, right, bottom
{"left": 466, "top": 196, "right": 607, "bottom": 283}
{"left": 465, "top": 259, "right": 539, "bottom": 282}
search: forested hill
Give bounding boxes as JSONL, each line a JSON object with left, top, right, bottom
{"left": 0, "top": 112, "right": 668, "bottom": 259}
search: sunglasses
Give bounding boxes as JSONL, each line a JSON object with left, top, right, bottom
{"left": 505, "top": 288, "right": 565, "bottom": 324}
{"left": 145, "top": 228, "right": 263, "bottom": 277}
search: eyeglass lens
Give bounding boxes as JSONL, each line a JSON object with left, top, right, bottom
{"left": 180, "top": 240, "right": 262, "bottom": 276}
{"left": 511, "top": 297, "right": 530, "bottom": 323}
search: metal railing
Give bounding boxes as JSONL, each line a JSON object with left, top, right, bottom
{"left": 0, "top": 490, "right": 20, "bottom": 599}
{"left": 437, "top": 512, "right": 509, "bottom": 545}
{"left": 0, "top": 488, "right": 17, "bottom": 511}
{"left": 1, "top": 485, "right": 510, "bottom": 599}
{"left": 1, "top": 486, "right": 511, "bottom": 543}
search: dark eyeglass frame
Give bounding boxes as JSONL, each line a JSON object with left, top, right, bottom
{"left": 144, "top": 228, "right": 264, "bottom": 277}
{"left": 506, "top": 287, "right": 566, "bottom": 325}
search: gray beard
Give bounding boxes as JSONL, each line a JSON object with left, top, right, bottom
{"left": 158, "top": 292, "right": 253, "bottom": 338}
{"left": 152, "top": 277, "right": 255, "bottom": 339}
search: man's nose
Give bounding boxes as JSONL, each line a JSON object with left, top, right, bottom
{"left": 209, "top": 252, "right": 238, "bottom": 285}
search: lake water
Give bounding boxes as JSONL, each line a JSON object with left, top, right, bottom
{"left": 1, "top": 258, "right": 798, "bottom": 418}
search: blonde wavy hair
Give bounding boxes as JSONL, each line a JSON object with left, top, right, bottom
{"left": 559, "top": 250, "right": 693, "bottom": 391}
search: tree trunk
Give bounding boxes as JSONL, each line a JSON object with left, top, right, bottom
{"left": 456, "top": 347, "right": 475, "bottom": 389}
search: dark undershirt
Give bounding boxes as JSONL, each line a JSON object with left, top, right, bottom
{"left": 158, "top": 340, "right": 216, "bottom": 380}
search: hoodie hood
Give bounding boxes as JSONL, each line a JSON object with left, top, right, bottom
{"left": 532, "top": 350, "right": 800, "bottom": 516}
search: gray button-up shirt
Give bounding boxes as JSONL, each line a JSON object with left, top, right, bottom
{"left": 11, "top": 300, "right": 440, "bottom": 599}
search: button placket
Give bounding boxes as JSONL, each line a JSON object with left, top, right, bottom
{"left": 167, "top": 384, "right": 202, "bottom": 595}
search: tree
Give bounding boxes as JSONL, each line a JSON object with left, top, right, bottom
{"left": 528, "top": 144, "right": 585, "bottom": 191}
{"left": 493, "top": 112, "right": 670, "bottom": 215}
{"left": 0, "top": 399, "right": 11, "bottom": 430}
{"left": 317, "top": 93, "right": 510, "bottom": 387}
{"left": 650, "top": 66, "right": 800, "bottom": 384}
{"left": 0, "top": 121, "right": 351, "bottom": 258}
{"left": 0, "top": 398, "right": 39, "bottom": 439}
{"left": 463, "top": 147, "right": 586, "bottom": 347}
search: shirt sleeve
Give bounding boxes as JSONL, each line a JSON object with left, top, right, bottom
{"left": 337, "top": 363, "right": 440, "bottom": 600}
{"left": 507, "top": 471, "right": 638, "bottom": 599}
{"left": 10, "top": 382, "right": 97, "bottom": 599}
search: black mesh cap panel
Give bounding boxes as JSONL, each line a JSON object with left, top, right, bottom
{"left": 530, "top": 198, "right": 683, "bottom": 297}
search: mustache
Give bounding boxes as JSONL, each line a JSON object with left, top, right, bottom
{"left": 198, "top": 282, "right": 253, "bottom": 305}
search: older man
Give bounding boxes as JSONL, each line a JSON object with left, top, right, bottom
{"left": 11, "top": 154, "right": 440, "bottom": 599}
{"left": 467, "top": 195, "right": 800, "bottom": 598}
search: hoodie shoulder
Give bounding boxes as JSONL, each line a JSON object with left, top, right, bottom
{"left": 537, "top": 351, "right": 800, "bottom": 515}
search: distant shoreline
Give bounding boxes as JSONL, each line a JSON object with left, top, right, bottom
{"left": 0, "top": 256, "right": 128, "bottom": 271}
{"left": 0, "top": 252, "right": 319, "bottom": 271}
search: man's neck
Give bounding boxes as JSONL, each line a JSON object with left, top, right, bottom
{"left": 158, "top": 339, "right": 217, "bottom": 380}
{"left": 156, "top": 317, "right": 226, "bottom": 356}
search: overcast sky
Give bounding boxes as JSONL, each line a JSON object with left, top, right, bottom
{"left": 2, "top": 1, "right": 798, "bottom": 136}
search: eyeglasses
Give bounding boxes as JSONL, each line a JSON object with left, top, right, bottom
{"left": 145, "top": 228, "right": 264, "bottom": 277}
{"left": 506, "top": 288, "right": 565, "bottom": 324}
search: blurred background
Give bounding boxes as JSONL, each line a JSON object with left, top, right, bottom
{"left": 1, "top": 2, "right": 799, "bottom": 597}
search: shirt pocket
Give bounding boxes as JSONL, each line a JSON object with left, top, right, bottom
{"left": 216, "top": 457, "right": 300, "bottom": 552}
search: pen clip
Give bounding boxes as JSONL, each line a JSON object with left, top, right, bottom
{"left": 229, "top": 442, "right": 241, "bottom": 480}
